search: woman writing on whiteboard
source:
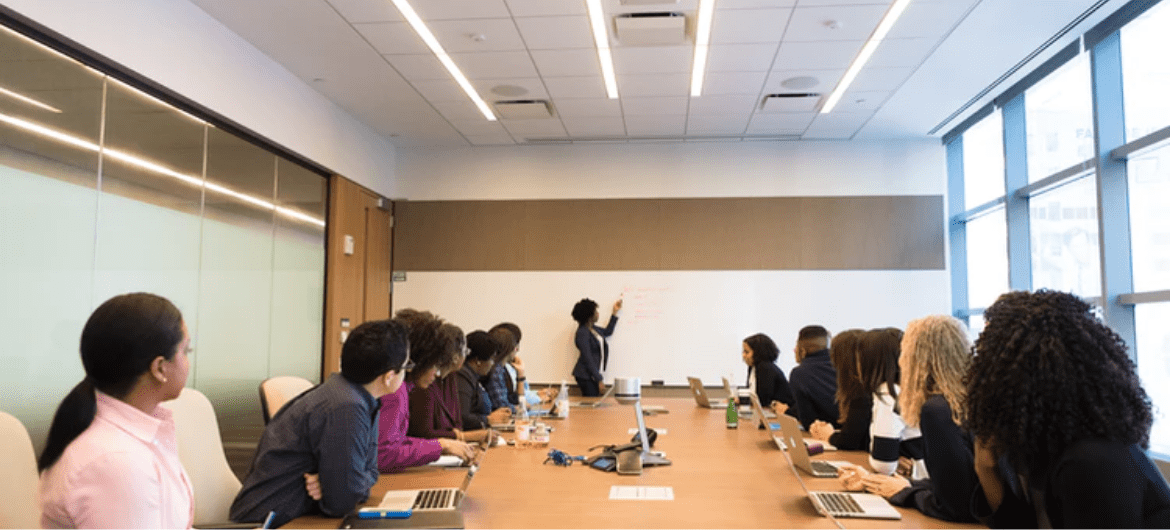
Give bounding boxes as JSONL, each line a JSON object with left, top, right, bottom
{"left": 571, "top": 298, "right": 622, "bottom": 397}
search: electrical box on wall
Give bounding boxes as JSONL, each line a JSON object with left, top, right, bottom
{"left": 344, "top": 235, "right": 355, "bottom": 255}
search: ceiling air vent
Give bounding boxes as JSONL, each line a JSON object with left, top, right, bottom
{"left": 761, "top": 93, "right": 822, "bottom": 113}
{"left": 493, "top": 100, "right": 553, "bottom": 120}
{"left": 615, "top": 12, "right": 686, "bottom": 46}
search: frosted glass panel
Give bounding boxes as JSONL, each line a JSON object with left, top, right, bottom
{"left": 269, "top": 159, "right": 326, "bottom": 382}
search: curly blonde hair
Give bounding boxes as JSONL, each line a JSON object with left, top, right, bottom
{"left": 898, "top": 315, "right": 971, "bottom": 428}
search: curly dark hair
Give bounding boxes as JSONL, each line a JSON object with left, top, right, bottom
{"left": 744, "top": 333, "right": 780, "bottom": 364}
{"left": 572, "top": 299, "right": 598, "bottom": 325}
{"left": 966, "top": 290, "right": 1153, "bottom": 478}
{"left": 395, "top": 308, "right": 464, "bottom": 382}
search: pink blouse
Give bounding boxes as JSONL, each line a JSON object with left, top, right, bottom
{"left": 40, "top": 391, "right": 194, "bottom": 529}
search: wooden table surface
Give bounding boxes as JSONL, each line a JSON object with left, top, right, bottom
{"left": 285, "top": 398, "right": 984, "bottom": 529}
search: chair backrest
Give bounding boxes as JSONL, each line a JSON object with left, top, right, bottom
{"left": 160, "top": 388, "right": 241, "bottom": 526}
{"left": 259, "top": 376, "right": 314, "bottom": 423}
{"left": 0, "top": 411, "right": 40, "bottom": 529}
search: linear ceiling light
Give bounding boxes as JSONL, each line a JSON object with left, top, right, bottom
{"left": 0, "top": 85, "right": 62, "bottom": 113}
{"left": 820, "top": 0, "right": 912, "bottom": 113}
{"left": 0, "top": 111, "right": 325, "bottom": 227}
{"left": 690, "top": 0, "right": 716, "bottom": 96}
{"left": 389, "top": 0, "right": 496, "bottom": 120}
{"left": 585, "top": 0, "right": 619, "bottom": 99}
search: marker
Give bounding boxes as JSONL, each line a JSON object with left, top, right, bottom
{"left": 261, "top": 511, "right": 276, "bottom": 529}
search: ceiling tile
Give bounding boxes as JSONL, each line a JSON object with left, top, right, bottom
{"left": 625, "top": 115, "right": 687, "bottom": 136}
{"left": 515, "top": 16, "right": 594, "bottom": 49}
{"left": 772, "top": 40, "right": 862, "bottom": 70}
{"left": 747, "top": 112, "right": 816, "bottom": 132}
{"left": 604, "top": 0, "right": 699, "bottom": 13}
{"left": 686, "top": 114, "right": 751, "bottom": 134}
{"left": 384, "top": 54, "right": 448, "bottom": 81}
{"left": 411, "top": 79, "right": 468, "bottom": 103}
{"left": 562, "top": 116, "right": 626, "bottom": 136}
{"left": 622, "top": 96, "right": 688, "bottom": 116}
{"left": 867, "top": 38, "right": 935, "bottom": 68}
{"left": 452, "top": 119, "right": 509, "bottom": 136}
{"left": 706, "top": 44, "right": 778, "bottom": 72}
{"left": 432, "top": 100, "right": 486, "bottom": 121}
{"left": 763, "top": 68, "right": 844, "bottom": 93}
{"left": 702, "top": 71, "right": 768, "bottom": 95}
{"left": 326, "top": 0, "right": 404, "bottom": 23}
{"left": 792, "top": 0, "right": 892, "bottom": 6}
{"left": 430, "top": 18, "right": 526, "bottom": 52}
{"left": 834, "top": 90, "right": 890, "bottom": 111}
{"left": 474, "top": 78, "right": 549, "bottom": 101}
{"left": 688, "top": 94, "right": 758, "bottom": 115}
{"left": 353, "top": 22, "right": 429, "bottom": 54}
{"left": 499, "top": 118, "right": 568, "bottom": 136}
{"left": 613, "top": 46, "right": 693, "bottom": 75}
{"left": 505, "top": 0, "right": 588, "bottom": 17}
{"left": 710, "top": 8, "right": 793, "bottom": 44}
{"left": 465, "top": 133, "right": 517, "bottom": 145}
{"left": 887, "top": 0, "right": 979, "bottom": 40}
{"left": 803, "top": 111, "right": 873, "bottom": 139}
{"left": 618, "top": 73, "right": 690, "bottom": 97}
{"left": 784, "top": 5, "right": 887, "bottom": 42}
{"left": 717, "top": 0, "right": 797, "bottom": 8}
{"left": 531, "top": 49, "right": 603, "bottom": 77}
{"left": 849, "top": 66, "right": 912, "bottom": 91}
{"left": 544, "top": 76, "right": 609, "bottom": 99}
{"left": 553, "top": 98, "right": 623, "bottom": 117}
{"left": 412, "top": 0, "right": 511, "bottom": 20}
{"left": 450, "top": 51, "right": 539, "bottom": 79}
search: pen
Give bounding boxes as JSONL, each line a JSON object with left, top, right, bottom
{"left": 261, "top": 511, "right": 276, "bottom": 529}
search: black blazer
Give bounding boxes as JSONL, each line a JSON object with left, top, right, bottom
{"left": 571, "top": 315, "right": 618, "bottom": 382}
{"left": 749, "top": 361, "right": 795, "bottom": 410}
{"left": 454, "top": 365, "right": 490, "bottom": 430}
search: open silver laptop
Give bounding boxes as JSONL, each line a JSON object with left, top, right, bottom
{"left": 774, "top": 413, "right": 851, "bottom": 478}
{"left": 807, "top": 491, "right": 901, "bottom": 520}
{"left": 686, "top": 377, "right": 728, "bottom": 408}
{"left": 366, "top": 452, "right": 481, "bottom": 516}
{"left": 570, "top": 384, "right": 614, "bottom": 407}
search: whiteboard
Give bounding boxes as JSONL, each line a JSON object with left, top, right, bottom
{"left": 391, "top": 270, "right": 950, "bottom": 386}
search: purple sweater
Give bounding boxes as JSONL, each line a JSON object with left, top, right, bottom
{"left": 377, "top": 381, "right": 442, "bottom": 473}
{"left": 408, "top": 374, "right": 462, "bottom": 440}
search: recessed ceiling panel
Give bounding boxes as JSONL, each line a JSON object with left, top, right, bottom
{"left": 562, "top": 116, "right": 627, "bottom": 136}
{"left": 784, "top": 5, "right": 887, "bottom": 42}
{"left": 618, "top": 73, "right": 690, "bottom": 97}
{"left": 543, "top": 76, "right": 609, "bottom": 99}
{"left": 514, "top": 16, "right": 594, "bottom": 49}
{"left": 710, "top": 8, "right": 794, "bottom": 44}
{"left": 326, "top": 0, "right": 405, "bottom": 23}
{"left": 530, "top": 49, "right": 604, "bottom": 77}
{"left": 429, "top": 19, "right": 527, "bottom": 53}
{"left": 702, "top": 71, "right": 769, "bottom": 95}
{"left": 613, "top": 46, "right": 693, "bottom": 75}
{"left": 450, "top": 51, "right": 539, "bottom": 79}
{"left": 686, "top": 114, "right": 751, "bottom": 134}
{"left": 352, "top": 22, "right": 429, "bottom": 55}
{"left": 505, "top": 0, "right": 588, "bottom": 17}
{"left": 622, "top": 96, "right": 689, "bottom": 116}
{"left": 772, "top": 40, "right": 863, "bottom": 70}
{"left": 383, "top": 54, "right": 448, "bottom": 81}
{"left": 706, "top": 44, "right": 780, "bottom": 72}
{"left": 624, "top": 114, "right": 687, "bottom": 135}
{"left": 554, "top": 98, "right": 624, "bottom": 117}
{"left": 411, "top": 0, "right": 511, "bottom": 20}
{"left": 688, "top": 95, "right": 758, "bottom": 116}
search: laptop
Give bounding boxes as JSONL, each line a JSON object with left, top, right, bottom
{"left": 357, "top": 451, "right": 481, "bottom": 519}
{"left": 748, "top": 394, "right": 792, "bottom": 450}
{"left": 570, "top": 384, "right": 614, "bottom": 407}
{"left": 807, "top": 491, "right": 902, "bottom": 520}
{"left": 774, "top": 413, "right": 851, "bottom": 478}
{"left": 686, "top": 377, "right": 728, "bottom": 408}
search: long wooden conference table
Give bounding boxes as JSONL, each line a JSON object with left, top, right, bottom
{"left": 286, "top": 397, "right": 984, "bottom": 529}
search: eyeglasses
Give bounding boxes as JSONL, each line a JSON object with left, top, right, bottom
{"left": 400, "top": 359, "right": 416, "bottom": 372}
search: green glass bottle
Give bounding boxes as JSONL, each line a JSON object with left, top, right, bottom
{"left": 726, "top": 398, "right": 738, "bottom": 429}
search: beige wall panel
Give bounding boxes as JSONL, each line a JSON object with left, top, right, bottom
{"left": 394, "top": 201, "right": 526, "bottom": 270}
{"left": 523, "top": 200, "right": 662, "bottom": 270}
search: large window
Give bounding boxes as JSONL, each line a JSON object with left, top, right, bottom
{"left": 0, "top": 23, "right": 327, "bottom": 451}
{"left": 1029, "top": 175, "right": 1101, "bottom": 297}
{"left": 963, "top": 111, "right": 1005, "bottom": 209}
{"left": 1136, "top": 302, "right": 1170, "bottom": 455}
{"left": 1128, "top": 143, "right": 1170, "bottom": 292}
{"left": 1121, "top": 0, "right": 1170, "bottom": 141}
{"left": 966, "top": 209, "right": 1009, "bottom": 309}
{"left": 1025, "top": 53, "right": 1095, "bottom": 181}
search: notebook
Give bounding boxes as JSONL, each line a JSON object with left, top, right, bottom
{"left": 807, "top": 491, "right": 902, "bottom": 520}
{"left": 686, "top": 377, "right": 727, "bottom": 408}
{"left": 774, "top": 413, "right": 850, "bottom": 478}
{"left": 570, "top": 384, "right": 614, "bottom": 407}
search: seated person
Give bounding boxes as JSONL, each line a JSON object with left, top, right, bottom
{"left": 840, "top": 315, "right": 978, "bottom": 523}
{"left": 742, "top": 333, "right": 796, "bottom": 415}
{"left": 788, "top": 325, "right": 839, "bottom": 429}
{"left": 858, "top": 327, "right": 927, "bottom": 479}
{"left": 486, "top": 323, "right": 555, "bottom": 411}
{"left": 967, "top": 290, "right": 1170, "bottom": 528}
{"left": 398, "top": 310, "right": 495, "bottom": 444}
{"left": 456, "top": 330, "right": 511, "bottom": 430}
{"left": 229, "top": 319, "right": 409, "bottom": 527}
{"left": 808, "top": 329, "right": 872, "bottom": 450}
{"left": 39, "top": 293, "right": 194, "bottom": 529}
{"left": 377, "top": 310, "right": 477, "bottom": 473}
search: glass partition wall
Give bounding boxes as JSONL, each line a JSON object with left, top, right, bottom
{"left": 0, "top": 23, "right": 326, "bottom": 454}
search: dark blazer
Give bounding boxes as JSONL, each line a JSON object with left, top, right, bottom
{"left": 789, "top": 348, "right": 839, "bottom": 429}
{"left": 888, "top": 395, "right": 978, "bottom": 523}
{"left": 454, "top": 365, "right": 490, "bottom": 430}
{"left": 749, "top": 361, "right": 795, "bottom": 410}
{"left": 829, "top": 394, "right": 873, "bottom": 451}
{"left": 571, "top": 315, "right": 618, "bottom": 383}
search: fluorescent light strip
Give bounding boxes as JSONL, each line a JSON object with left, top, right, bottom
{"left": 820, "top": 0, "right": 912, "bottom": 113}
{"left": 585, "top": 0, "right": 619, "bottom": 99}
{"left": 107, "top": 77, "right": 206, "bottom": 125}
{"left": 0, "top": 111, "right": 325, "bottom": 227}
{"left": 389, "top": 0, "right": 496, "bottom": 120}
{"left": 0, "top": 85, "right": 62, "bottom": 113}
{"left": 690, "top": 0, "right": 716, "bottom": 96}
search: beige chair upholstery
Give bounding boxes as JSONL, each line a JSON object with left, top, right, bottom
{"left": 160, "top": 388, "right": 241, "bottom": 527}
{"left": 0, "top": 411, "right": 40, "bottom": 529}
{"left": 259, "top": 376, "right": 314, "bottom": 424}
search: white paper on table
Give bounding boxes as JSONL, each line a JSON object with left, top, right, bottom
{"left": 608, "top": 486, "right": 674, "bottom": 500}
{"left": 627, "top": 428, "right": 667, "bottom": 435}
{"left": 426, "top": 455, "right": 466, "bottom": 467}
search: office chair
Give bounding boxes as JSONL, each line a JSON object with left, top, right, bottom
{"left": 0, "top": 411, "right": 40, "bottom": 528}
{"left": 259, "top": 376, "right": 314, "bottom": 424}
{"left": 160, "top": 388, "right": 242, "bottom": 527}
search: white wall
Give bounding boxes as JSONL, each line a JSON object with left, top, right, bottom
{"left": 2, "top": 0, "right": 398, "bottom": 196}
{"left": 392, "top": 140, "right": 951, "bottom": 385}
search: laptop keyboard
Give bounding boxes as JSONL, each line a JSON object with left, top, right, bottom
{"left": 810, "top": 461, "right": 838, "bottom": 475}
{"left": 818, "top": 492, "right": 863, "bottom": 514}
{"left": 413, "top": 489, "right": 452, "bottom": 510}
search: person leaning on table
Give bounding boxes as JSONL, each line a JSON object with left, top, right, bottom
{"left": 39, "top": 293, "right": 195, "bottom": 529}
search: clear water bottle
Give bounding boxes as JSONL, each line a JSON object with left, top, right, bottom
{"left": 515, "top": 393, "right": 531, "bottom": 448}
